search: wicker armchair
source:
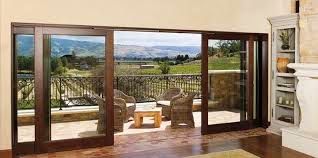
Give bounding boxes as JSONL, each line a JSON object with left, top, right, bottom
{"left": 114, "top": 89, "right": 136, "bottom": 121}
{"left": 171, "top": 93, "right": 196, "bottom": 128}
{"left": 156, "top": 88, "right": 184, "bottom": 119}
{"left": 92, "top": 95, "right": 125, "bottom": 133}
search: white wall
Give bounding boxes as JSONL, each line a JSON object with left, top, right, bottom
{"left": 0, "top": 0, "right": 292, "bottom": 150}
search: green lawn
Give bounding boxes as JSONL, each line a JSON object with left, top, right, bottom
{"left": 49, "top": 56, "right": 241, "bottom": 76}
{"left": 131, "top": 56, "right": 240, "bottom": 75}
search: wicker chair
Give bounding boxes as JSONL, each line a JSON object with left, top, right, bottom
{"left": 114, "top": 89, "right": 136, "bottom": 121}
{"left": 171, "top": 93, "right": 196, "bottom": 128}
{"left": 156, "top": 88, "right": 184, "bottom": 119}
{"left": 92, "top": 95, "right": 125, "bottom": 133}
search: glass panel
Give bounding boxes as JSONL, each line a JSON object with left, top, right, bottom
{"left": 47, "top": 35, "right": 106, "bottom": 140}
{"left": 207, "top": 40, "right": 248, "bottom": 125}
{"left": 114, "top": 31, "right": 201, "bottom": 133}
{"left": 16, "top": 35, "right": 35, "bottom": 142}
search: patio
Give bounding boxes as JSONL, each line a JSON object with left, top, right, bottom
{"left": 17, "top": 105, "right": 240, "bottom": 142}
{"left": 17, "top": 71, "right": 243, "bottom": 142}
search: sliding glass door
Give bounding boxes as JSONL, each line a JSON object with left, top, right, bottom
{"left": 45, "top": 34, "right": 106, "bottom": 140}
{"left": 201, "top": 33, "right": 265, "bottom": 134}
{"left": 13, "top": 24, "right": 268, "bottom": 155}
{"left": 13, "top": 26, "right": 114, "bottom": 154}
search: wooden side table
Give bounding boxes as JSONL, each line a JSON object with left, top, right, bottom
{"left": 134, "top": 107, "right": 162, "bottom": 128}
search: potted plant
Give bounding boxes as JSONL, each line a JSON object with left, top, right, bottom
{"left": 279, "top": 29, "right": 293, "bottom": 50}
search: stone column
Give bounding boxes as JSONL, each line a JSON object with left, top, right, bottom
{"left": 299, "top": 0, "right": 318, "bottom": 63}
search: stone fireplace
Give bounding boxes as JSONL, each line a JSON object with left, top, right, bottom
{"left": 299, "top": 0, "right": 318, "bottom": 63}
{"left": 281, "top": 1, "right": 318, "bottom": 157}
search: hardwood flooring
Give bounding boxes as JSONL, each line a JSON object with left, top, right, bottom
{"left": 99, "top": 135, "right": 312, "bottom": 158}
{"left": 19, "top": 128, "right": 312, "bottom": 158}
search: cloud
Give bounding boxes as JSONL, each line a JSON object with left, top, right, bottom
{"left": 52, "top": 35, "right": 105, "bottom": 43}
{"left": 115, "top": 31, "right": 201, "bottom": 46}
{"left": 52, "top": 31, "right": 201, "bottom": 47}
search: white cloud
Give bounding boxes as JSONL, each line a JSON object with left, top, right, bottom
{"left": 51, "top": 31, "right": 201, "bottom": 47}
{"left": 115, "top": 31, "right": 201, "bottom": 46}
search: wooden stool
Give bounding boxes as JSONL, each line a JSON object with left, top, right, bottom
{"left": 134, "top": 107, "right": 162, "bottom": 128}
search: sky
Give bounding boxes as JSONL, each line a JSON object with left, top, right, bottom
{"left": 53, "top": 31, "right": 202, "bottom": 47}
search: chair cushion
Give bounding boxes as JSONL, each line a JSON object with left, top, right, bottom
{"left": 157, "top": 101, "right": 171, "bottom": 106}
{"left": 193, "top": 99, "right": 201, "bottom": 106}
{"left": 163, "top": 90, "right": 181, "bottom": 100}
{"left": 126, "top": 103, "right": 135, "bottom": 108}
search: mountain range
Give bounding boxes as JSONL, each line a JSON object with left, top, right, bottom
{"left": 16, "top": 35, "right": 201, "bottom": 58}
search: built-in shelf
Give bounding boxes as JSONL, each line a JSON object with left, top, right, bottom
{"left": 276, "top": 119, "right": 294, "bottom": 126}
{"left": 279, "top": 50, "right": 296, "bottom": 53}
{"left": 277, "top": 87, "right": 296, "bottom": 92}
{"left": 268, "top": 14, "right": 299, "bottom": 135}
{"left": 277, "top": 73, "right": 295, "bottom": 77}
{"left": 276, "top": 104, "right": 294, "bottom": 109}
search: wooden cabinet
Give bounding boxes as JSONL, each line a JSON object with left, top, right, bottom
{"left": 267, "top": 14, "right": 300, "bottom": 135}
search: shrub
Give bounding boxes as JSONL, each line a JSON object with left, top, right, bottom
{"left": 158, "top": 61, "right": 170, "bottom": 74}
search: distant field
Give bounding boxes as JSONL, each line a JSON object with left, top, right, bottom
{"left": 18, "top": 56, "right": 241, "bottom": 76}
{"left": 115, "top": 56, "right": 240, "bottom": 75}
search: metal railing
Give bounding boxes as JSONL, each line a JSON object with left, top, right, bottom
{"left": 17, "top": 74, "right": 202, "bottom": 110}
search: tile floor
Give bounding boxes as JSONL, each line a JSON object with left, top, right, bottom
{"left": 18, "top": 110, "right": 240, "bottom": 142}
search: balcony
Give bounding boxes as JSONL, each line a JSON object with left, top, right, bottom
{"left": 17, "top": 71, "right": 243, "bottom": 142}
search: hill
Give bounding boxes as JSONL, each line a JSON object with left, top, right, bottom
{"left": 16, "top": 36, "right": 201, "bottom": 58}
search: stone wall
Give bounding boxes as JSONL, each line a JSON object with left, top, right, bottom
{"left": 299, "top": 0, "right": 318, "bottom": 63}
{"left": 18, "top": 109, "right": 99, "bottom": 126}
{"left": 208, "top": 70, "right": 242, "bottom": 109}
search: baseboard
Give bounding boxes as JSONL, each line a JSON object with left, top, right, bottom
{"left": 0, "top": 149, "right": 12, "bottom": 158}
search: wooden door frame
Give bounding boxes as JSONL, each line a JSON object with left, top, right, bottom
{"left": 11, "top": 22, "right": 268, "bottom": 155}
{"left": 12, "top": 25, "right": 114, "bottom": 155}
{"left": 201, "top": 33, "right": 268, "bottom": 134}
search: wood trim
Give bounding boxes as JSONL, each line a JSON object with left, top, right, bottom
{"left": 247, "top": 36, "right": 255, "bottom": 120}
{"left": 201, "top": 34, "right": 209, "bottom": 135}
{"left": 261, "top": 40, "right": 269, "bottom": 128}
{"left": 34, "top": 27, "right": 48, "bottom": 153}
{"left": 11, "top": 25, "right": 18, "bottom": 155}
{"left": 205, "top": 33, "right": 257, "bottom": 40}
{"left": 42, "top": 27, "right": 109, "bottom": 35}
{"left": 0, "top": 149, "right": 12, "bottom": 158}
{"left": 42, "top": 136, "right": 111, "bottom": 153}
{"left": 11, "top": 22, "right": 268, "bottom": 38}
{"left": 105, "top": 31, "right": 115, "bottom": 144}
{"left": 11, "top": 25, "right": 36, "bottom": 156}
{"left": 206, "top": 120, "right": 258, "bottom": 134}
{"left": 13, "top": 27, "right": 34, "bottom": 34}
{"left": 239, "top": 40, "right": 247, "bottom": 121}
{"left": 15, "top": 142, "right": 35, "bottom": 155}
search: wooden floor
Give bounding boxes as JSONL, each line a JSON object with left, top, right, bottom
{"left": 101, "top": 135, "right": 311, "bottom": 158}
{"left": 20, "top": 129, "right": 312, "bottom": 158}
{"left": 127, "top": 134, "right": 312, "bottom": 158}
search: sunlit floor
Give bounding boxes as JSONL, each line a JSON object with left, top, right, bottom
{"left": 18, "top": 110, "right": 240, "bottom": 142}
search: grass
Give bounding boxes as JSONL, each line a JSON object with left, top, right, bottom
{"left": 18, "top": 99, "right": 61, "bottom": 110}
{"left": 46, "top": 56, "right": 241, "bottom": 76}
{"left": 122, "top": 56, "right": 240, "bottom": 75}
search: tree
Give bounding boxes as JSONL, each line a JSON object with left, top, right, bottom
{"left": 84, "top": 56, "right": 98, "bottom": 67}
{"left": 61, "top": 57, "right": 69, "bottom": 67}
{"left": 215, "top": 40, "right": 241, "bottom": 57}
{"left": 184, "top": 54, "right": 189, "bottom": 60}
{"left": 17, "top": 56, "right": 34, "bottom": 71}
{"left": 71, "top": 50, "right": 77, "bottom": 58}
{"left": 51, "top": 57, "right": 67, "bottom": 75}
{"left": 158, "top": 61, "right": 170, "bottom": 74}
